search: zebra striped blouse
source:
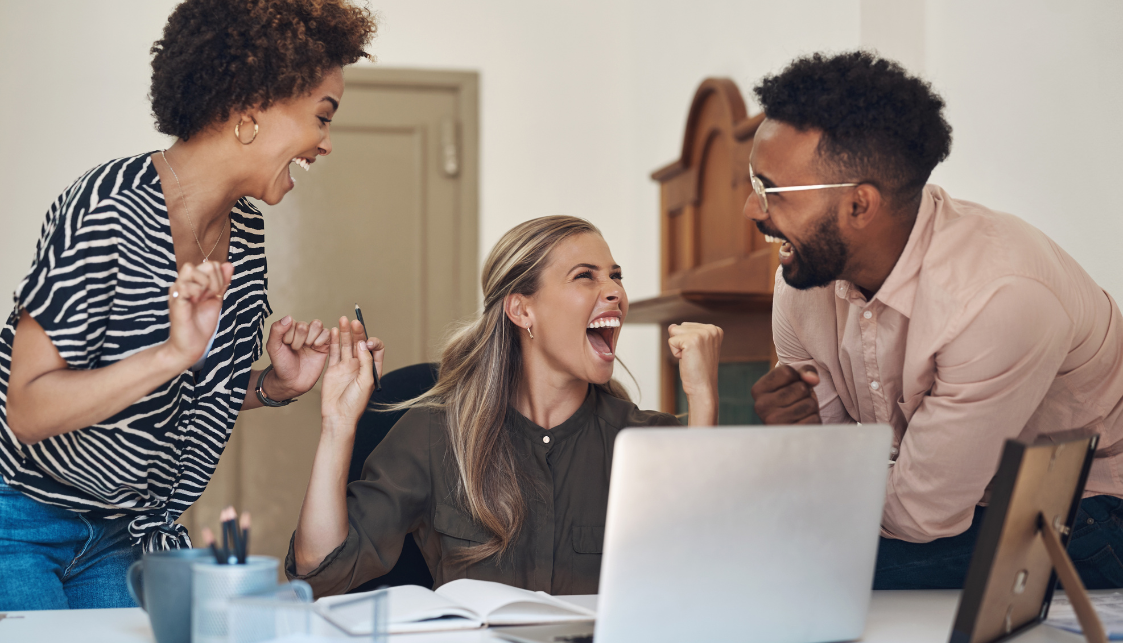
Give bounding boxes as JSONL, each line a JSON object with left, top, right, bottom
{"left": 0, "top": 153, "right": 271, "bottom": 551}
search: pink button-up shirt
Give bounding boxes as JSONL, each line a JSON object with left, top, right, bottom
{"left": 773, "top": 185, "right": 1123, "bottom": 543}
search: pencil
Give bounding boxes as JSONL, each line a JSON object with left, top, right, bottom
{"left": 239, "top": 512, "right": 251, "bottom": 564}
{"left": 354, "top": 304, "right": 382, "bottom": 391}
{"left": 201, "top": 527, "right": 224, "bottom": 565}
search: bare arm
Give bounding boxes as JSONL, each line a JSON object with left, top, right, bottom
{"left": 667, "top": 322, "right": 724, "bottom": 426}
{"left": 7, "top": 261, "right": 233, "bottom": 445}
{"left": 293, "top": 317, "right": 383, "bottom": 576}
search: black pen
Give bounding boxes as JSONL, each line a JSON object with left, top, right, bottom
{"left": 354, "top": 304, "right": 382, "bottom": 391}
{"left": 221, "top": 506, "right": 240, "bottom": 565}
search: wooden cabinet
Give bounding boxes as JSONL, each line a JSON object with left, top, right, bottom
{"left": 627, "top": 78, "right": 780, "bottom": 419}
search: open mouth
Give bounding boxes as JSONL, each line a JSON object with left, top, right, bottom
{"left": 763, "top": 234, "right": 794, "bottom": 261}
{"left": 287, "top": 157, "right": 313, "bottom": 188}
{"left": 586, "top": 315, "right": 620, "bottom": 359}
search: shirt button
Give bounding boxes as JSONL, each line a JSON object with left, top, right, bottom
{"left": 542, "top": 435, "right": 550, "bottom": 444}
{"left": 863, "top": 311, "right": 872, "bottom": 320}
{"left": 870, "top": 381, "right": 880, "bottom": 391}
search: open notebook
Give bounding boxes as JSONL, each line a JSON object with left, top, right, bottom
{"left": 314, "top": 579, "right": 597, "bottom": 635}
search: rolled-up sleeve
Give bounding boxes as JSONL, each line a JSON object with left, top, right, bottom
{"left": 883, "top": 277, "right": 1074, "bottom": 542}
{"left": 285, "top": 407, "right": 434, "bottom": 596}
{"left": 773, "top": 271, "right": 853, "bottom": 425}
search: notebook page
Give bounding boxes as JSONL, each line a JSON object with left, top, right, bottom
{"left": 435, "top": 579, "right": 596, "bottom": 626}
{"left": 315, "top": 585, "right": 484, "bottom": 635}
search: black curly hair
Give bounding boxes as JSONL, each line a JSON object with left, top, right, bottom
{"left": 753, "top": 51, "right": 952, "bottom": 210}
{"left": 150, "top": 0, "right": 377, "bottom": 140}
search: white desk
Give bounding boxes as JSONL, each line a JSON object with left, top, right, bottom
{"left": 0, "top": 591, "right": 1089, "bottom": 643}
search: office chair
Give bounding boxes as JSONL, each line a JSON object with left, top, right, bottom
{"left": 346, "top": 362, "right": 439, "bottom": 592}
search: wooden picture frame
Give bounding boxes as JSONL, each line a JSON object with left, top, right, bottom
{"left": 950, "top": 432, "right": 1103, "bottom": 643}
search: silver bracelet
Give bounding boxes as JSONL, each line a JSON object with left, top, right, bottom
{"left": 256, "top": 364, "right": 296, "bottom": 407}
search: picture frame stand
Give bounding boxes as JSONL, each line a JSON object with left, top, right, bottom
{"left": 1037, "top": 513, "right": 1106, "bottom": 643}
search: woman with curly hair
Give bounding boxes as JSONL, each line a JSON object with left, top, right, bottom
{"left": 0, "top": 0, "right": 376, "bottom": 610}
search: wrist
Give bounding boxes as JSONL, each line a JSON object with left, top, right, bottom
{"left": 262, "top": 367, "right": 299, "bottom": 401}
{"left": 685, "top": 391, "right": 718, "bottom": 426}
{"left": 156, "top": 342, "right": 194, "bottom": 374}
{"left": 320, "top": 416, "right": 357, "bottom": 439}
{"left": 683, "top": 386, "right": 719, "bottom": 406}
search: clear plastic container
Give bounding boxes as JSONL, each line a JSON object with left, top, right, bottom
{"left": 227, "top": 583, "right": 390, "bottom": 643}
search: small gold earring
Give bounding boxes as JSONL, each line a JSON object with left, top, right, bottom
{"left": 235, "top": 117, "right": 259, "bottom": 145}
{"left": 527, "top": 325, "right": 534, "bottom": 339}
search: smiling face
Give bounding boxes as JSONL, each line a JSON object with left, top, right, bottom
{"left": 247, "top": 66, "right": 344, "bottom": 205}
{"left": 512, "top": 233, "right": 627, "bottom": 386}
{"left": 745, "top": 118, "right": 853, "bottom": 290}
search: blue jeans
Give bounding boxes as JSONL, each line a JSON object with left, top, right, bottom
{"left": 0, "top": 478, "right": 141, "bottom": 610}
{"left": 874, "top": 495, "right": 1123, "bottom": 589}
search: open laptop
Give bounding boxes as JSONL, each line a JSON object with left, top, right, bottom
{"left": 494, "top": 423, "right": 892, "bottom": 643}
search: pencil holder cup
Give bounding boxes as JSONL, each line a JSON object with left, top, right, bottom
{"left": 191, "top": 556, "right": 279, "bottom": 643}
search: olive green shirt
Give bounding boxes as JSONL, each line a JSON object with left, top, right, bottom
{"left": 285, "top": 386, "right": 679, "bottom": 596}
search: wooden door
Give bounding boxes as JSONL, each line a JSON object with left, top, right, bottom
{"left": 179, "top": 68, "right": 479, "bottom": 571}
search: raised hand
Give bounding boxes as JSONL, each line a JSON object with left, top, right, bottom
{"left": 668, "top": 322, "right": 724, "bottom": 425}
{"left": 750, "top": 364, "right": 822, "bottom": 425}
{"left": 264, "top": 317, "right": 331, "bottom": 399}
{"left": 165, "top": 261, "right": 234, "bottom": 369}
{"left": 320, "top": 317, "right": 384, "bottom": 429}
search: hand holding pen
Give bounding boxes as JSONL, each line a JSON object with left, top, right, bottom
{"left": 354, "top": 304, "right": 382, "bottom": 392}
{"left": 320, "top": 316, "right": 384, "bottom": 429}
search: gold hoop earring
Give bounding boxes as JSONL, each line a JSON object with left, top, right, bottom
{"left": 235, "top": 117, "right": 258, "bottom": 145}
{"left": 526, "top": 325, "right": 534, "bottom": 339}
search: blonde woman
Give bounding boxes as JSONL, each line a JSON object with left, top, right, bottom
{"left": 288, "top": 216, "right": 723, "bottom": 595}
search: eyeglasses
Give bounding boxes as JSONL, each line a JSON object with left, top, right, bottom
{"left": 749, "top": 163, "right": 858, "bottom": 214}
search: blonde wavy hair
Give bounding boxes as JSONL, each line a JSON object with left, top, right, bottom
{"left": 394, "top": 216, "right": 630, "bottom": 563}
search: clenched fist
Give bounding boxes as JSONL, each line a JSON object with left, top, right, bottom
{"left": 667, "top": 322, "right": 723, "bottom": 425}
{"left": 165, "top": 261, "right": 234, "bottom": 369}
{"left": 751, "top": 364, "right": 822, "bottom": 425}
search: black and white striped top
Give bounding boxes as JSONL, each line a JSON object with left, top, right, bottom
{"left": 0, "top": 153, "right": 271, "bottom": 551}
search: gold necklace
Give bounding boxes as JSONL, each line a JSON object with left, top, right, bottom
{"left": 160, "top": 150, "right": 228, "bottom": 263}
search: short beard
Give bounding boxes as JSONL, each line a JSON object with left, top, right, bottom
{"left": 781, "top": 208, "right": 849, "bottom": 290}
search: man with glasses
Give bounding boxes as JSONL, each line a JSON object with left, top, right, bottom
{"left": 746, "top": 51, "right": 1123, "bottom": 589}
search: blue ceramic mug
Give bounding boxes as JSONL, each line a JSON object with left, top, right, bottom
{"left": 127, "top": 548, "right": 213, "bottom": 643}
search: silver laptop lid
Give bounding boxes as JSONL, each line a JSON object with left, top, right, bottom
{"left": 595, "top": 424, "right": 892, "bottom": 643}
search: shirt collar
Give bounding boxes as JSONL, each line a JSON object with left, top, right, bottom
{"left": 833, "top": 185, "right": 940, "bottom": 318}
{"left": 507, "top": 385, "right": 597, "bottom": 444}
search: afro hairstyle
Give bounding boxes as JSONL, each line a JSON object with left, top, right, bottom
{"left": 150, "top": 0, "right": 377, "bottom": 140}
{"left": 753, "top": 50, "right": 952, "bottom": 209}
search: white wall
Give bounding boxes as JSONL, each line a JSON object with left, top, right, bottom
{"left": 365, "top": 0, "right": 860, "bottom": 405}
{"left": 859, "top": 0, "right": 1123, "bottom": 305}
{"left": 924, "top": 0, "right": 1123, "bottom": 303}
{"left": 1, "top": 0, "right": 1120, "bottom": 409}
{"left": 0, "top": 0, "right": 178, "bottom": 305}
